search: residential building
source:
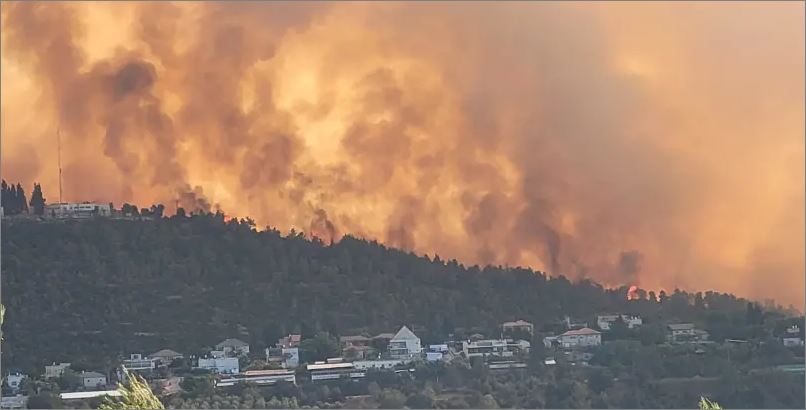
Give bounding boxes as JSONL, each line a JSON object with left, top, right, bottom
{"left": 667, "top": 323, "right": 709, "bottom": 343}
{"left": 597, "top": 314, "right": 643, "bottom": 331}
{"left": 4, "top": 373, "right": 26, "bottom": 393}
{"left": 462, "top": 339, "right": 513, "bottom": 359}
{"left": 783, "top": 325, "right": 804, "bottom": 347}
{"left": 564, "top": 316, "right": 589, "bottom": 330}
{"left": 149, "top": 349, "right": 184, "bottom": 367}
{"left": 502, "top": 320, "right": 534, "bottom": 336}
{"left": 307, "top": 361, "right": 366, "bottom": 382}
{"left": 216, "top": 338, "right": 250, "bottom": 356}
{"left": 265, "top": 347, "right": 300, "bottom": 369}
{"left": 429, "top": 344, "right": 449, "bottom": 352}
{"left": 122, "top": 354, "right": 156, "bottom": 371}
{"left": 340, "top": 335, "right": 376, "bottom": 359}
{"left": 352, "top": 359, "right": 407, "bottom": 370}
{"left": 197, "top": 357, "right": 239, "bottom": 374}
{"left": 81, "top": 371, "right": 107, "bottom": 389}
{"left": 216, "top": 370, "right": 296, "bottom": 387}
{"left": 426, "top": 352, "right": 444, "bottom": 362}
{"left": 277, "top": 334, "right": 301, "bottom": 348}
{"left": 388, "top": 326, "right": 422, "bottom": 359}
{"left": 372, "top": 332, "right": 395, "bottom": 344}
{"left": 44, "top": 202, "right": 111, "bottom": 219}
{"left": 340, "top": 335, "right": 372, "bottom": 349}
{"left": 556, "top": 328, "right": 602, "bottom": 348}
{"left": 0, "top": 395, "right": 27, "bottom": 409}
{"left": 44, "top": 362, "right": 71, "bottom": 379}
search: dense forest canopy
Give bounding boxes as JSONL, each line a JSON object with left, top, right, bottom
{"left": 2, "top": 211, "right": 798, "bottom": 374}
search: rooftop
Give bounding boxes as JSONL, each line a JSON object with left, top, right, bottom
{"left": 391, "top": 326, "right": 419, "bottom": 341}
{"left": 150, "top": 349, "right": 183, "bottom": 358}
{"left": 60, "top": 391, "right": 121, "bottom": 400}
{"left": 81, "top": 371, "right": 105, "bottom": 378}
{"left": 668, "top": 323, "right": 695, "bottom": 331}
{"left": 561, "top": 327, "right": 601, "bottom": 336}
{"left": 307, "top": 362, "right": 354, "bottom": 371}
{"left": 502, "top": 320, "right": 533, "bottom": 327}
{"left": 340, "top": 335, "right": 371, "bottom": 342}
{"left": 217, "top": 338, "right": 249, "bottom": 348}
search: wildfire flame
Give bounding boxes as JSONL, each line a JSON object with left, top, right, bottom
{"left": 627, "top": 285, "right": 639, "bottom": 301}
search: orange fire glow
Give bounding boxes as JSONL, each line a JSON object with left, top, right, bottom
{"left": 627, "top": 285, "right": 640, "bottom": 301}
{"left": 1, "top": 2, "right": 803, "bottom": 308}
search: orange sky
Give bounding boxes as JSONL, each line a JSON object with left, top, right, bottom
{"left": 2, "top": 2, "right": 804, "bottom": 309}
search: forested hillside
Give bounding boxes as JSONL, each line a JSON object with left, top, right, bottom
{"left": 0, "top": 214, "right": 795, "bottom": 373}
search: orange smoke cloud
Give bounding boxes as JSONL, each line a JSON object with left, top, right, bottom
{"left": 2, "top": 2, "right": 804, "bottom": 308}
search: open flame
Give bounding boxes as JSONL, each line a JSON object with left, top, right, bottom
{"left": 626, "top": 285, "right": 639, "bottom": 301}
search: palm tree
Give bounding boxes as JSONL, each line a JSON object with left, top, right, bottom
{"left": 99, "top": 368, "right": 164, "bottom": 409}
{"left": 699, "top": 396, "right": 723, "bottom": 409}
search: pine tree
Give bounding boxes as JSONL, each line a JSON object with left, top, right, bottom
{"left": 16, "top": 184, "right": 28, "bottom": 214}
{"left": 29, "top": 183, "right": 46, "bottom": 216}
{"left": 1, "top": 180, "right": 8, "bottom": 213}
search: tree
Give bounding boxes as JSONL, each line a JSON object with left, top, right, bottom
{"left": 406, "top": 393, "right": 434, "bottom": 409}
{"left": 27, "top": 393, "right": 63, "bottom": 409}
{"left": 299, "top": 332, "right": 339, "bottom": 362}
{"left": 29, "top": 183, "right": 46, "bottom": 215}
{"left": 378, "top": 388, "right": 407, "bottom": 409}
{"left": 16, "top": 183, "right": 28, "bottom": 213}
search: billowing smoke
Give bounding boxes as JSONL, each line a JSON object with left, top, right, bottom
{"left": 2, "top": 2, "right": 804, "bottom": 308}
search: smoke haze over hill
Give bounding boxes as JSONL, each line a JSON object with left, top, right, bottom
{"left": 1, "top": 2, "right": 804, "bottom": 307}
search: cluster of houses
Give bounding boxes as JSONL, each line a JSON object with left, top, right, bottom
{"left": 3, "top": 317, "right": 803, "bottom": 407}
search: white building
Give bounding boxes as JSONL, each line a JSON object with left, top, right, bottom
{"left": 44, "top": 202, "right": 111, "bottom": 219}
{"left": 81, "top": 371, "right": 107, "bottom": 389}
{"left": 556, "top": 328, "right": 602, "bottom": 348}
{"left": 667, "top": 323, "right": 709, "bottom": 343}
{"left": 60, "top": 391, "right": 121, "bottom": 401}
{"left": 352, "top": 359, "right": 407, "bottom": 370}
{"left": 0, "top": 395, "right": 27, "bottom": 409}
{"left": 197, "top": 357, "right": 239, "bottom": 374}
{"left": 388, "top": 326, "right": 422, "bottom": 359}
{"left": 307, "top": 361, "right": 366, "bottom": 382}
{"left": 216, "top": 338, "right": 250, "bottom": 357}
{"left": 462, "top": 339, "right": 531, "bottom": 359}
{"left": 426, "top": 352, "right": 444, "bottom": 362}
{"left": 216, "top": 370, "right": 296, "bottom": 387}
{"left": 597, "top": 314, "right": 643, "bottom": 331}
{"left": 783, "top": 325, "right": 804, "bottom": 347}
{"left": 4, "top": 373, "right": 26, "bottom": 393}
{"left": 265, "top": 347, "right": 300, "bottom": 369}
{"left": 122, "top": 354, "right": 156, "bottom": 371}
{"left": 502, "top": 320, "right": 534, "bottom": 336}
{"left": 462, "top": 339, "right": 509, "bottom": 359}
{"left": 44, "top": 363, "right": 71, "bottom": 379}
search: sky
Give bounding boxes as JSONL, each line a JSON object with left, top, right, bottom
{"left": 1, "top": 1, "right": 804, "bottom": 309}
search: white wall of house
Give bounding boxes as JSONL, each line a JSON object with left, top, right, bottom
{"left": 352, "top": 359, "right": 407, "bottom": 370}
{"left": 45, "top": 363, "right": 71, "bottom": 379}
{"left": 558, "top": 333, "right": 601, "bottom": 348}
{"left": 197, "top": 357, "right": 239, "bottom": 374}
{"left": 82, "top": 375, "right": 107, "bottom": 389}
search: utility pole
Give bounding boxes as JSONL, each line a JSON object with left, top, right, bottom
{"left": 57, "top": 128, "right": 63, "bottom": 203}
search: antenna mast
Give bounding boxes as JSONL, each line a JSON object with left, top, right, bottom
{"left": 57, "top": 127, "right": 63, "bottom": 203}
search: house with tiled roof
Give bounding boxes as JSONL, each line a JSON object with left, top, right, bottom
{"left": 388, "top": 326, "right": 422, "bottom": 359}
{"left": 557, "top": 327, "right": 601, "bottom": 348}
{"left": 216, "top": 338, "right": 250, "bottom": 356}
